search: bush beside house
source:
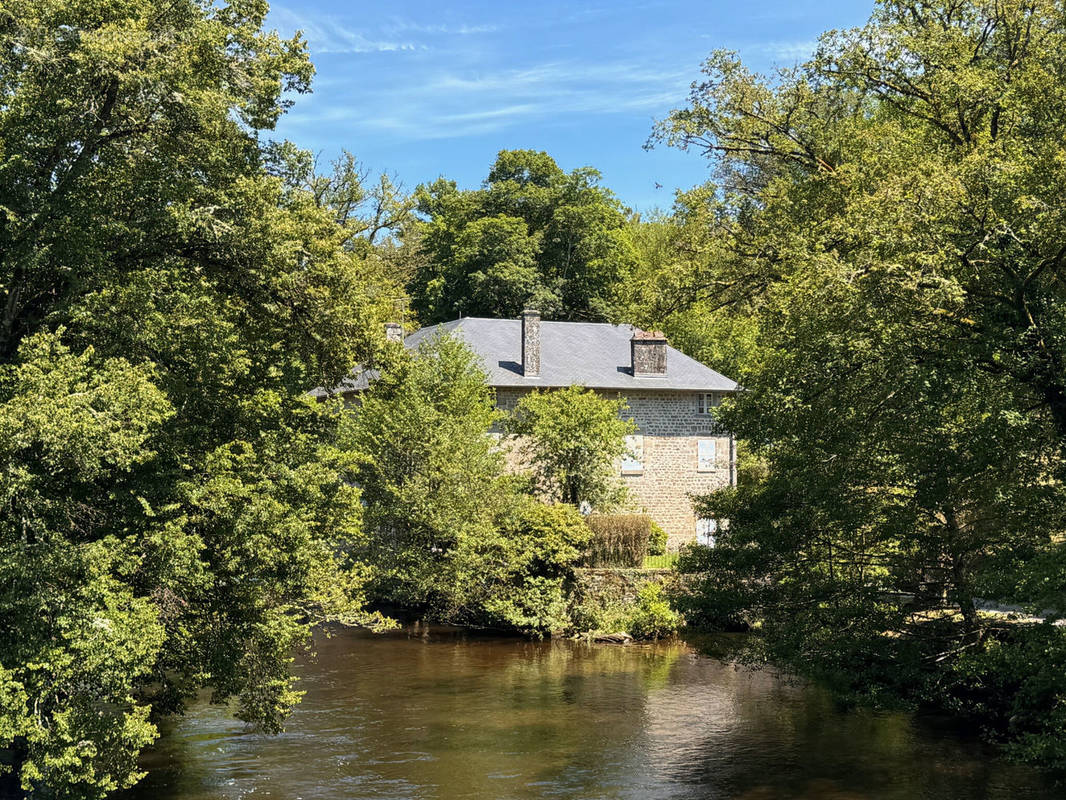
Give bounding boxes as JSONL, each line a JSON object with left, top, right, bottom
{"left": 345, "top": 334, "right": 685, "bottom": 638}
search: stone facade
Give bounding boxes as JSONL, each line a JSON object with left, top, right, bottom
{"left": 572, "top": 568, "right": 675, "bottom": 606}
{"left": 494, "top": 387, "right": 734, "bottom": 551}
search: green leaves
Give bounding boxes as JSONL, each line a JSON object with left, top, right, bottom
{"left": 342, "top": 337, "right": 597, "bottom": 635}
{"left": 0, "top": 0, "right": 396, "bottom": 795}
{"left": 654, "top": 0, "right": 1066, "bottom": 770}
{"left": 343, "top": 334, "right": 505, "bottom": 617}
{"left": 410, "top": 149, "right": 637, "bottom": 322}
{"left": 507, "top": 385, "right": 636, "bottom": 509}
{"left": 1, "top": 332, "right": 171, "bottom": 477}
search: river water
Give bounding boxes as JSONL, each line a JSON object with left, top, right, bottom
{"left": 121, "top": 625, "right": 1058, "bottom": 800}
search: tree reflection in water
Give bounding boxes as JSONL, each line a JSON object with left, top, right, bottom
{"left": 120, "top": 626, "right": 1055, "bottom": 800}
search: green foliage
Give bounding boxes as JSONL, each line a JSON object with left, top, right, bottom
{"left": 621, "top": 202, "right": 765, "bottom": 383}
{"left": 647, "top": 520, "right": 668, "bottom": 556}
{"left": 343, "top": 333, "right": 504, "bottom": 617}
{"left": 945, "top": 625, "right": 1066, "bottom": 773}
{"left": 627, "top": 583, "right": 682, "bottom": 640}
{"left": 0, "top": 0, "right": 396, "bottom": 795}
{"left": 655, "top": 0, "right": 1066, "bottom": 771}
{"left": 584, "top": 514, "right": 653, "bottom": 567}
{"left": 411, "top": 150, "right": 639, "bottom": 322}
{"left": 568, "top": 594, "right": 633, "bottom": 636}
{"left": 344, "top": 335, "right": 592, "bottom": 634}
{"left": 672, "top": 542, "right": 752, "bottom": 631}
{"left": 479, "top": 499, "right": 592, "bottom": 635}
{"left": 569, "top": 578, "right": 682, "bottom": 639}
{"left": 507, "top": 386, "right": 636, "bottom": 508}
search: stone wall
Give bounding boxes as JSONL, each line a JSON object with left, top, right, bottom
{"left": 572, "top": 567, "right": 674, "bottom": 606}
{"left": 494, "top": 388, "right": 734, "bottom": 550}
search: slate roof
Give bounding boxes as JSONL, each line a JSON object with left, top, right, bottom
{"left": 316, "top": 317, "right": 737, "bottom": 396}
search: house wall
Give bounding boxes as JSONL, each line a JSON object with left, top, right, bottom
{"left": 494, "top": 388, "right": 734, "bottom": 550}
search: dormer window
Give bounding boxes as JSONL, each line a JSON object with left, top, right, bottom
{"left": 698, "top": 392, "right": 723, "bottom": 415}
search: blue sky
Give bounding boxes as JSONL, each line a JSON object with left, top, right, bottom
{"left": 267, "top": 1, "right": 874, "bottom": 213}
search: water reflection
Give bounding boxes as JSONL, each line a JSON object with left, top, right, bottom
{"left": 121, "top": 626, "right": 1056, "bottom": 800}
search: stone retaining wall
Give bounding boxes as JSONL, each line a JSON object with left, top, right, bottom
{"left": 572, "top": 567, "right": 675, "bottom": 606}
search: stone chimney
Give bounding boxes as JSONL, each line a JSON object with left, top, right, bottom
{"left": 521, "top": 309, "right": 540, "bottom": 377}
{"left": 631, "top": 329, "right": 667, "bottom": 376}
{"left": 384, "top": 322, "right": 404, "bottom": 343}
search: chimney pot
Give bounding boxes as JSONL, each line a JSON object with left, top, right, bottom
{"left": 384, "top": 322, "right": 404, "bottom": 343}
{"left": 631, "top": 329, "right": 667, "bottom": 376}
{"left": 521, "top": 309, "right": 541, "bottom": 377}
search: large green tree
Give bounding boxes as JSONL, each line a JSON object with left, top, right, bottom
{"left": 653, "top": 0, "right": 1066, "bottom": 768}
{"left": 0, "top": 0, "right": 392, "bottom": 796}
{"left": 344, "top": 334, "right": 591, "bottom": 633}
{"left": 343, "top": 334, "right": 507, "bottom": 616}
{"left": 410, "top": 150, "right": 638, "bottom": 323}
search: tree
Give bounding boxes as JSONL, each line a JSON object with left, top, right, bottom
{"left": 507, "top": 386, "right": 636, "bottom": 509}
{"left": 653, "top": 0, "right": 1066, "bottom": 767}
{"left": 0, "top": 0, "right": 392, "bottom": 795}
{"left": 410, "top": 150, "right": 639, "bottom": 323}
{"left": 343, "top": 335, "right": 592, "bottom": 634}
{"left": 343, "top": 334, "right": 507, "bottom": 616}
{"left": 265, "top": 142, "right": 418, "bottom": 254}
{"left": 621, "top": 197, "right": 764, "bottom": 383}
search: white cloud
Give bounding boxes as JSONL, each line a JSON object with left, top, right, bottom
{"left": 270, "top": 6, "right": 420, "bottom": 54}
{"left": 381, "top": 20, "right": 499, "bottom": 36}
{"left": 269, "top": 4, "right": 695, "bottom": 141}
{"left": 284, "top": 58, "right": 689, "bottom": 140}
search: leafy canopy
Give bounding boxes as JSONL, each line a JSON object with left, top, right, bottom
{"left": 343, "top": 333, "right": 506, "bottom": 617}
{"left": 507, "top": 386, "right": 636, "bottom": 509}
{"left": 343, "top": 334, "right": 592, "bottom": 633}
{"left": 0, "top": 0, "right": 393, "bottom": 796}
{"left": 653, "top": 0, "right": 1066, "bottom": 769}
{"left": 411, "top": 150, "right": 639, "bottom": 323}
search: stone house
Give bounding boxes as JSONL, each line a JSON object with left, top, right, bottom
{"left": 327, "top": 310, "right": 738, "bottom": 550}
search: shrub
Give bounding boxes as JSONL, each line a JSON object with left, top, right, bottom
{"left": 479, "top": 499, "right": 592, "bottom": 635}
{"left": 942, "top": 624, "right": 1066, "bottom": 773}
{"left": 568, "top": 595, "right": 633, "bottom": 635}
{"left": 671, "top": 542, "right": 751, "bottom": 630}
{"left": 627, "top": 583, "right": 682, "bottom": 640}
{"left": 584, "top": 514, "right": 652, "bottom": 567}
{"left": 647, "top": 520, "right": 668, "bottom": 555}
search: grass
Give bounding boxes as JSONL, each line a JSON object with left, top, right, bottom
{"left": 642, "top": 553, "right": 679, "bottom": 570}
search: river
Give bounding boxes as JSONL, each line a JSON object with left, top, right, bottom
{"left": 120, "top": 625, "right": 1058, "bottom": 800}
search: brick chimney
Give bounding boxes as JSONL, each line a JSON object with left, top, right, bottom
{"left": 384, "top": 322, "right": 404, "bottom": 343}
{"left": 631, "top": 329, "right": 667, "bottom": 376}
{"left": 521, "top": 309, "right": 540, "bottom": 377}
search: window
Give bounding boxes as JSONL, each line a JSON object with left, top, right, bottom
{"left": 697, "top": 438, "right": 717, "bottom": 471}
{"left": 696, "top": 518, "right": 718, "bottom": 547}
{"left": 698, "top": 392, "right": 723, "bottom": 415}
{"left": 621, "top": 434, "right": 644, "bottom": 474}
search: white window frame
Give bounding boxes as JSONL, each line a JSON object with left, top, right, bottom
{"left": 697, "top": 438, "right": 717, "bottom": 472}
{"left": 695, "top": 518, "right": 718, "bottom": 547}
{"left": 697, "top": 392, "right": 723, "bottom": 415}
{"left": 621, "top": 434, "right": 644, "bottom": 475}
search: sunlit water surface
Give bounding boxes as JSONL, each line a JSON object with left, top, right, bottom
{"left": 120, "top": 626, "right": 1058, "bottom": 800}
